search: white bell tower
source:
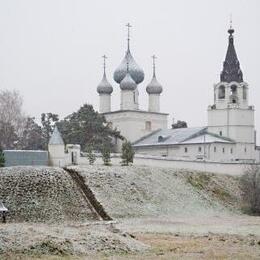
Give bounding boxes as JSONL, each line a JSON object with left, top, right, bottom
{"left": 207, "top": 25, "right": 256, "bottom": 160}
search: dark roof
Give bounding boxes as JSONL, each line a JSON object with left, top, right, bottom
{"left": 220, "top": 28, "right": 243, "bottom": 83}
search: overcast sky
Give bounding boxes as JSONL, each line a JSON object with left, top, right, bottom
{"left": 0, "top": 0, "right": 259, "bottom": 142}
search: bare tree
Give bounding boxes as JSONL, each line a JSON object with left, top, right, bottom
{"left": 240, "top": 165, "right": 260, "bottom": 214}
{"left": 0, "top": 90, "right": 26, "bottom": 149}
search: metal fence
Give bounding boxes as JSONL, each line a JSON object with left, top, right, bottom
{"left": 3, "top": 150, "right": 49, "bottom": 167}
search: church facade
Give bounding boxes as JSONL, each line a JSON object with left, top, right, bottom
{"left": 97, "top": 25, "right": 260, "bottom": 163}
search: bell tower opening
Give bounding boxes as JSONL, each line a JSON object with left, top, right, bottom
{"left": 218, "top": 85, "right": 225, "bottom": 99}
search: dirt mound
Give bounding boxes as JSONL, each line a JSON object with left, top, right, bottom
{"left": 0, "top": 166, "right": 100, "bottom": 222}
{"left": 73, "top": 165, "right": 241, "bottom": 219}
{"left": 0, "top": 223, "right": 148, "bottom": 257}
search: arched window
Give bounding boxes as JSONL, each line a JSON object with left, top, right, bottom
{"left": 218, "top": 85, "right": 225, "bottom": 99}
{"left": 230, "top": 85, "right": 237, "bottom": 95}
{"left": 230, "top": 85, "right": 238, "bottom": 103}
{"left": 184, "top": 147, "right": 188, "bottom": 153}
{"left": 158, "top": 136, "right": 164, "bottom": 142}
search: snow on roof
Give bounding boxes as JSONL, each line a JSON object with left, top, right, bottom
{"left": 48, "top": 126, "right": 64, "bottom": 145}
{"left": 133, "top": 127, "right": 234, "bottom": 147}
{"left": 133, "top": 127, "right": 206, "bottom": 147}
{"left": 181, "top": 133, "right": 234, "bottom": 144}
{"left": 0, "top": 201, "right": 8, "bottom": 212}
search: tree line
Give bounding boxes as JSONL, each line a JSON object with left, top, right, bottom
{"left": 0, "top": 90, "right": 122, "bottom": 152}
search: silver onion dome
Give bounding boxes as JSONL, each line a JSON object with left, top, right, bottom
{"left": 97, "top": 73, "right": 113, "bottom": 94}
{"left": 114, "top": 50, "right": 145, "bottom": 84}
{"left": 146, "top": 75, "right": 163, "bottom": 94}
{"left": 120, "top": 71, "right": 137, "bottom": 91}
{"left": 146, "top": 55, "right": 163, "bottom": 94}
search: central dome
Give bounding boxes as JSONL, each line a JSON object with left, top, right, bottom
{"left": 114, "top": 50, "right": 145, "bottom": 84}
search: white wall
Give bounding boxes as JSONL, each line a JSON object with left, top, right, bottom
{"left": 208, "top": 107, "right": 255, "bottom": 143}
{"left": 99, "top": 94, "right": 111, "bottom": 113}
{"left": 134, "top": 142, "right": 258, "bottom": 163}
{"left": 78, "top": 153, "right": 257, "bottom": 176}
{"left": 120, "top": 90, "right": 135, "bottom": 110}
{"left": 105, "top": 110, "right": 168, "bottom": 143}
{"left": 148, "top": 94, "right": 160, "bottom": 112}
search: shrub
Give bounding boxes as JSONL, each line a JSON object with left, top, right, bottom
{"left": 121, "top": 141, "right": 135, "bottom": 166}
{"left": 101, "top": 146, "right": 111, "bottom": 166}
{"left": 240, "top": 165, "right": 260, "bottom": 215}
{"left": 86, "top": 146, "right": 96, "bottom": 165}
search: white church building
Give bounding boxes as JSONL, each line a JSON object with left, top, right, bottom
{"left": 96, "top": 24, "right": 260, "bottom": 163}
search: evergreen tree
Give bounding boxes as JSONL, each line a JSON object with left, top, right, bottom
{"left": 121, "top": 141, "right": 135, "bottom": 166}
{"left": 17, "top": 117, "right": 45, "bottom": 150}
{"left": 101, "top": 145, "right": 111, "bottom": 166}
{"left": 0, "top": 147, "right": 5, "bottom": 167}
{"left": 57, "top": 104, "right": 123, "bottom": 152}
{"left": 86, "top": 146, "right": 96, "bottom": 165}
{"left": 41, "top": 113, "right": 59, "bottom": 148}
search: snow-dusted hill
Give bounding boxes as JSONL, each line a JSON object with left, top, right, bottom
{"left": 0, "top": 167, "right": 99, "bottom": 222}
{"left": 72, "top": 165, "right": 241, "bottom": 219}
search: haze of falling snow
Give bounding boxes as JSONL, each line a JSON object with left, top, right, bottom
{"left": 0, "top": 0, "right": 259, "bottom": 142}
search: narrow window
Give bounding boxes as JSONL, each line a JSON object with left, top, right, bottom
{"left": 243, "top": 86, "right": 247, "bottom": 100}
{"left": 244, "top": 147, "right": 247, "bottom": 153}
{"left": 214, "top": 147, "right": 217, "bottom": 153}
{"left": 230, "top": 148, "right": 233, "bottom": 154}
{"left": 230, "top": 85, "right": 237, "bottom": 95}
{"left": 218, "top": 85, "right": 225, "bottom": 99}
{"left": 145, "top": 121, "right": 151, "bottom": 131}
{"left": 198, "top": 147, "right": 202, "bottom": 152}
{"left": 158, "top": 136, "right": 164, "bottom": 142}
{"left": 184, "top": 147, "right": 188, "bottom": 153}
{"left": 219, "top": 131, "right": 222, "bottom": 136}
{"left": 222, "top": 148, "right": 225, "bottom": 153}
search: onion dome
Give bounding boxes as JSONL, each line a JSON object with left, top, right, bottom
{"left": 97, "top": 73, "right": 113, "bottom": 94}
{"left": 114, "top": 50, "right": 145, "bottom": 84}
{"left": 113, "top": 24, "right": 144, "bottom": 84}
{"left": 97, "top": 55, "right": 113, "bottom": 94}
{"left": 146, "top": 55, "right": 163, "bottom": 94}
{"left": 120, "top": 71, "right": 137, "bottom": 91}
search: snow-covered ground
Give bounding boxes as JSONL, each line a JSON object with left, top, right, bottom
{"left": 73, "top": 165, "right": 241, "bottom": 219}
{"left": 1, "top": 165, "right": 260, "bottom": 259}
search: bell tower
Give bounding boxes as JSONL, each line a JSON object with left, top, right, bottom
{"left": 208, "top": 25, "right": 256, "bottom": 160}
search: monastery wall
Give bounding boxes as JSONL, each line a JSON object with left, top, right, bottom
{"left": 77, "top": 153, "right": 257, "bottom": 176}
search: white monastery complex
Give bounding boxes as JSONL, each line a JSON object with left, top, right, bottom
{"left": 96, "top": 24, "right": 260, "bottom": 163}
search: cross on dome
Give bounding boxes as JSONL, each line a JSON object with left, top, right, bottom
{"left": 102, "top": 54, "right": 107, "bottom": 74}
{"left": 113, "top": 23, "right": 145, "bottom": 84}
{"left": 126, "top": 23, "right": 132, "bottom": 50}
{"left": 146, "top": 54, "right": 163, "bottom": 95}
{"left": 97, "top": 55, "right": 113, "bottom": 95}
{"left": 152, "top": 55, "right": 157, "bottom": 77}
